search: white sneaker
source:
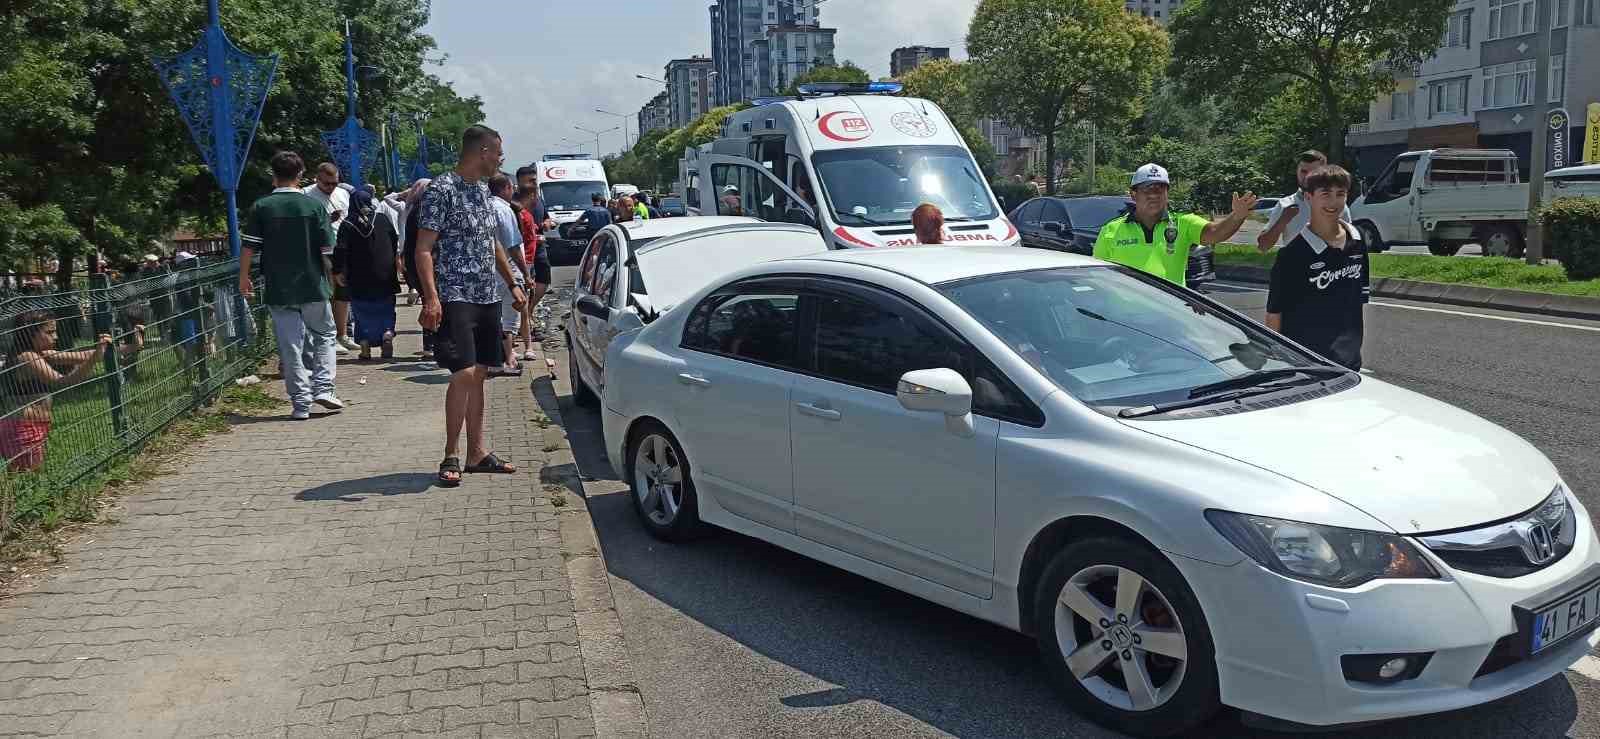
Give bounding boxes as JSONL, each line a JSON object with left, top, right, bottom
{"left": 313, "top": 393, "right": 345, "bottom": 410}
{"left": 333, "top": 342, "right": 350, "bottom": 355}
{"left": 291, "top": 408, "right": 311, "bottom": 420}
{"left": 522, "top": 351, "right": 537, "bottom": 361}
{"left": 338, "top": 337, "right": 361, "bottom": 351}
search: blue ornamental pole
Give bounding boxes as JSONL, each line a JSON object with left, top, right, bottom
{"left": 321, "top": 20, "right": 379, "bottom": 190}
{"left": 410, "top": 114, "right": 432, "bottom": 182}
{"left": 388, "top": 113, "right": 405, "bottom": 187}
{"left": 153, "top": 0, "right": 278, "bottom": 258}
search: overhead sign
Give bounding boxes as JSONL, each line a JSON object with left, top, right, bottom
{"left": 1585, "top": 102, "right": 1600, "bottom": 163}
{"left": 1547, "top": 107, "right": 1571, "bottom": 172}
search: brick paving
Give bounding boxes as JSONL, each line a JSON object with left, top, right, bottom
{"left": 0, "top": 307, "right": 610, "bottom": 738}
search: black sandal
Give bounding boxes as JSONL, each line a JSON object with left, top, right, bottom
{"left": 465, "top": 452, "right": 516, "bottom": 474}
{"left": 438, "top": 457, "right": 462, "bottom": 487}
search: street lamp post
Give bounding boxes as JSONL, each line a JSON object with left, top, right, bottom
{"left": 319, "top": 20, "right": 380, "bottom": 189}
{"left": 595, "top": 109, "right": 633, "bottom": 150}
{"left": 575, "top": 125, "right": 620, "bottom": 157}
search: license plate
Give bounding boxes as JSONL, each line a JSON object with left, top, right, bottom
{"left": 1529, "top": 581, "right": 1600, "bottom": 654}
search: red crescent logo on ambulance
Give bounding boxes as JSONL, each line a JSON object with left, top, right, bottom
{"left": 818, "top": 111, "right": 872, "bottom": 142}
{"left": 1002, "top": 217, "right": 1018, "bottom": 241}
{"left": 546, "top": 168, "right": 567, "bottom": 179}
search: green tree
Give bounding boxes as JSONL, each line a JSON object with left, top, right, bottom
{"left": 0, "top": 0, "right": 479, "bottom": 281}
{"left": 1169, "top": 0, "right": 1453, "bottom": 163}
{"left": 783, "top": 62, "right": 869, "bottom": 95}
{"left": 967, "top": 0, "right": 1168, "bottom": 195}
{"left": 896, "top": 59, "right": 995, "bottom": 175}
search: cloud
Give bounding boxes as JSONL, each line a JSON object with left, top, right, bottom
{"left": 824, "top": 0, "right": 976, "bottom": 77}
{"left": 426, "top": 0, "right": 981, "bottom": 167}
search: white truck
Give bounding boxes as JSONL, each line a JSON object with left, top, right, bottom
{"left": 678, "top": 82, "right": 1017, "bottom": 250}
{"left": 1350, "top": 149, "right": 1600, "bottom": 257}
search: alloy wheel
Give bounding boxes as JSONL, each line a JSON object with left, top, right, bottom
{"left": 632, "top": 434, "right": 683, "bottom": 525}
{"left": 1054, "top": 564, "right": 1189, "bottom": 712}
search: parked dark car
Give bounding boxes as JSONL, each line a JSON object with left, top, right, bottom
{"left": 659, "top": 197, "right": 688, "bottom": 217}
{"left": 1008, "top": 196, "right": 1215, "bottom": 287}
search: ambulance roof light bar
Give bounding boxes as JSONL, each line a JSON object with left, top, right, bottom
{"left": 794, "top": 81, "right": 903, "bottom": 99}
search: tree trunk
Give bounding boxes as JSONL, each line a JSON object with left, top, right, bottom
{"left": 1319, "top": 80, "right": 1345, "bottom": 164}
{"left": 1044, "top": 130, "right": 1057, "bottom": 196}
{"left": 54, "top": 244, "right": 73, "bottom": 292}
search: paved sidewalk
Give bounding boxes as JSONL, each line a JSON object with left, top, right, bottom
{"left": 0, "top": 306, "right": 642, "bottom": 738}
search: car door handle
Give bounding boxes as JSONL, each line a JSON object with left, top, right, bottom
{"left": 795, "top": 402, "right": 841, "bottom": 421}
{"left": 676, "top": 373, "right": 711, "bottom": 387}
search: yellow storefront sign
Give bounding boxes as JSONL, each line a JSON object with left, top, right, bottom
{"left": 1586, "top": 102, "right": 1600, "bottom": 163}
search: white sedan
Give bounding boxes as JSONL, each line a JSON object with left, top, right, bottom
{"left": 597, "top": 245, "right": 1598, "bottom": 736}
{"left": 564, "top": 217, "right": 827, "bottom": 408}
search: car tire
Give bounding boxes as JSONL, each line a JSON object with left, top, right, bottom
{"left": 1427, "top": 239, "right": 1463, "bottom": 257}
{"left": 624, "top": 421, "right": 703, "bottom": 542}
{"left": 1355, "top": 221, "right": 1386, "bottom": 253}
{"left": 569, "top": 338, "right": 598, "bottom": 408}
{"left": 1474, "top": 223, "right": 1525, "bottom": 259}
{"left": 1033, "top": 536, "right": 1221, "bottom": 738}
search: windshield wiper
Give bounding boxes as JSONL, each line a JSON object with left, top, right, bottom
{"left": 839, "top": 212, "right": 891, "bottom": 226}
{"left": 943, "top": 216, "right": 975, "bottom": 223}
{"left": 1186, "top": 367, "right": 1347, "bottom": 399}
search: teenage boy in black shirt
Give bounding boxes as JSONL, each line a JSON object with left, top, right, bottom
{"left": 1265, "top": 165, "right": 1370, "bottom": 370}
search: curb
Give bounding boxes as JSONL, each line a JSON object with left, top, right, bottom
{"left": 530, "top": 357, "right": 648, "bottom": 739}
{"left": 1216, "top": 264, "right": 1600, "bottom": 321}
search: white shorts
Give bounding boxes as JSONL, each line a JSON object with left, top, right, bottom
{"left": 499, "top": 274, "right": 525, "bottom": 334}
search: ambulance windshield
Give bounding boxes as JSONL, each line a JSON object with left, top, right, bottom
{"left": 811, "top": 145, "right": 998, "bottom": 226}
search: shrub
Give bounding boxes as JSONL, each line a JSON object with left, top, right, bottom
{"left": 990, "top": 181, "right": 1036, "bottom": 213}
{"left": 1540, "top": 197, "right": 1600, "bottom": 281}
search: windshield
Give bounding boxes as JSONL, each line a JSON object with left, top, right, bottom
{"left": 1066, "top": 199, "right": 1131, "bottom": 230}
{"left": 541, "top": 181, "right": 608, "bottom": 210}
{"left": 940, "top": 267, "right": 1331, "bottom": 410}
{"left": 812, "top": 145, "right": 998, "bottom": 226}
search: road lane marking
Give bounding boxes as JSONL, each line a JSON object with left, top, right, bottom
{"left": 1569, "top": 655, "right": 1600, "bottom": 682}
{"left": 1211, "top": 282, "right": 1600, "bottom": 333}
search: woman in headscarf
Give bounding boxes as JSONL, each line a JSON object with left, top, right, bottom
{"left": 912, "top": 203, "right": 945, "bottom": 245}
{"left": 333, "top": 188, "right": 401, "bottom": 360}
{"left": 401, "top": 178, "right": 435, "bottom": 357}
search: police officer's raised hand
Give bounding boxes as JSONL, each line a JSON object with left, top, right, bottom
{"left": 1231, "top": 192, "right": 1260, "bottom": 215}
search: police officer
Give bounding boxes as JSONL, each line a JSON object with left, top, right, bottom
{"left": 1092, "top": 164, "right": 1257, "bottom": 287}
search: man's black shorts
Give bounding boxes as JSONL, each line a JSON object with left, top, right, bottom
{"left": 434, "top": 301, "right": 504, "bottom": 372}
{"left": 532, "top": 248, "right": 552, "bottom": 285}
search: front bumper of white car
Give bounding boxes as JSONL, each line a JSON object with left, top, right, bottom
{"left": 1181, "top": 504, "right": 1600, "bottom": 727}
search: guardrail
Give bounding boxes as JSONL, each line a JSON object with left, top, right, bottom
{"left": 0, "top": 257, "right": 273, "bottom": 539}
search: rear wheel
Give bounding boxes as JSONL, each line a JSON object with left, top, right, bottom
{"left": 1034, "top": 536, "right": 1220, "bottom": 737}
{"left": 1475, "top": 223, "right": 1525, "bottom": 258}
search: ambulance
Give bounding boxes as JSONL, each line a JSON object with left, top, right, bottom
{"left": 537, "top": 155, "right": 611, "bottom": 264}
{"left": 680, "top": 82, "right": 1016, "bottom": 250}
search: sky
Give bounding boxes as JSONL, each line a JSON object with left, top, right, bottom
{"left": 423, "top": 0, "right": 978, "bottom": 168}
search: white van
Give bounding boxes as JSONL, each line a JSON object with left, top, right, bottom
{"left": 680, "top": 82, "right": 1017, "bottom": 250}
{"left": 537, "top": 156, "right": 611, "bottom": 229}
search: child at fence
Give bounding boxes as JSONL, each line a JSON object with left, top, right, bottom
{"left": 0, "top": 310, "right": 136, "bottom": 471}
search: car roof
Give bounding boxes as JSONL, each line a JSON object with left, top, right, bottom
{"left": 611, "top": 216, "right": 759, "bottom": 242}
{"left": 776, "top": 245, "right": 1100, "bottom": 285}
{"left": 628, "top": 219, "right": 818, "bottom": 255}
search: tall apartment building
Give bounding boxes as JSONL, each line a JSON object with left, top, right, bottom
{"left": 1346, "top": 0, "right": 1600, "bottom": 177}
{"left": 891, "top": 46, "right": 950, "bottom": 77}
{"left": 1125, "top": 0, "right": 1180, "bottom": 24}
{"left": 709, "top": 0, "right": 833, "bottom": 104}
{"left": 666, "top": 56, "right": 716, "bottom": 128}
{"left": 637, "top": 91, "right": 670, "bottom": 137}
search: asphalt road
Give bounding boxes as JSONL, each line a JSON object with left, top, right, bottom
{"left": 542, "top": 264, "right": 1600, "bottom": 739}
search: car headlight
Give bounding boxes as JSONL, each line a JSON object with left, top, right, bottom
{"left": 1205, "top": 510, "right": 1439, "bottom": 588}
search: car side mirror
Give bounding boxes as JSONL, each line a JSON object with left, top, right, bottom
{"left": 629, "top": 294, "right": 655, "bottom": 322}
{"left": 1043, "top": 221, "right": 1064, "bottom": 233}
{"left": 575, "top": 294, "right": 609, "bottom": 319}
{"left": 897, "top": 368, "right": 975, "bottom": 437}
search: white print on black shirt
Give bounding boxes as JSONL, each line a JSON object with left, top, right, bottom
{"left": 1308, "top": 262, "right": 1363, "bottom": 290}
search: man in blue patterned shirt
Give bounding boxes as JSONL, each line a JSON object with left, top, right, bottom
{"left": 414, "top": 124, "right": 527, "bottom": 487}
